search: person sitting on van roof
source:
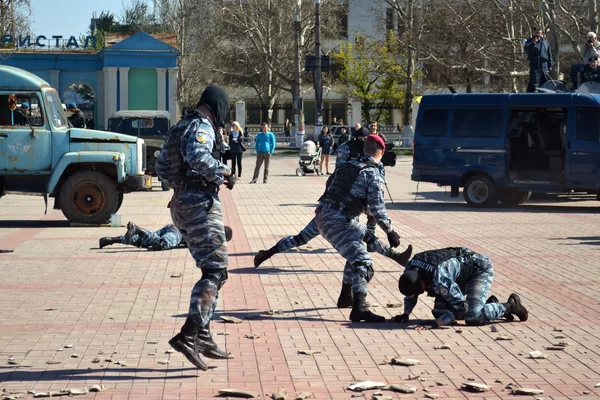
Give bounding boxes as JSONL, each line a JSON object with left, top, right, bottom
{"left": 581, "top": 55, "right": 600, "bottom": 85}
{"left": 66, "top": 103, "right": 86, "bottom": 128}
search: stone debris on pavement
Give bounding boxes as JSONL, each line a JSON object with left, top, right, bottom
{"left": 495, "top": 335, "right": 513, "bottom": 340}
{"left": 221, "top": 316, "right": 244, "bottom": 324}
{"left": 461, "top": 382, "right": 492, "bottom": 392}
{"left": 156, "top": 360, "right": 169, "bottom": 365}
{"left": 371, "top": 396, "right": 392, "bottom": 400}
{"left": 511, "top": 387, "right": 544, "bottom": 395}
{"left": 271, "top": 391, "right": 287, "bottom": 400}
{"left": 245, "top": 333, "right": 261, "bottom": 339}
{"left": 347, "top": 381, "right": 387, "bottom": 392}
{"left": 170, "top": 273, "right": 182, "bottom": 278}
{"left": 385, "top": 303, "right": 402, "bottom": 308}
{"left": 216, "top": 331, "right": 230, "bottom": 335}
{"left": 433, "top": 344, "right": 451, "bottom": 350}
{"left": 424, "top": 393, "right": 439, "bottom": 399}
{"left": 29, "top": 385, "right": 105, "bottom": 398}
{"left": 529, "top": 350, "right": 548, "bottom": 359}
{"left": 544, "top": 345, "right": 566, "bottom": 350}
{"left": 292, "top": 392, "right": 312, "bottom": 400}
{"left": 490, "top": 325, "right": 498, "bottom": 332}
{"left": 390, "top": 357, "right": 420, "bottom": 366}
{"left": 389, "top": 384, "right": 417, "bottom": 393}
{"left": 297, "top": 349, "right": 321, "bottom": 355}
{"left": 218, "top": 388, "right": 260, "bottom": 398}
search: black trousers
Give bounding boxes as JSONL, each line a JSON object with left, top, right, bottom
{"left": 230, "top": 152, "right": 243, "bottom": 177}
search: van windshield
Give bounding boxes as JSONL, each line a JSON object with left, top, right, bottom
{"left": 45, "top": 89, "right": 69, "bottom": 129}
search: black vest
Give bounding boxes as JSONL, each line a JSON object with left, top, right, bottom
{"left": 407, "top": 247, "right": 476, "bottom": 296}
{"left": 319, "top": 159, "right": 377, "bottom": 217}
{"left": 165, "top": 112, "right": 219, "bottom": 183}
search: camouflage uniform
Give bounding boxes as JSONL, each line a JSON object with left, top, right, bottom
{"left": 402, "top": 248, "right": 507, "bottom": 326}
{"left": 315, "top": 154, "right": 398, "bottom": 322}
{"left": 125, "top": 224, "right": 183, "bottom": 250}
{"left": 154, "top": 84, "right": 233, "bottom": 370}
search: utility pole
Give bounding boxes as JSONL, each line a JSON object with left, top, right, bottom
{"left": 292, "top": 0, "right": 305, "bottom": 147}
{"left": 313, "top": 0, "right": 323, "bottom": 139}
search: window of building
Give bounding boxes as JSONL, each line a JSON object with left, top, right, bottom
{"left": 451, "top": 109, "right": 504, "bottom": 138}
{"left": 575, "top": 107, "right": 600, "bottom": 142}
{"left": 418, "top": 109, "right": 448, "bottom": 137}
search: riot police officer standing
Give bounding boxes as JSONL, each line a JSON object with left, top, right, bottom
{"left": 155, "top": 85, "right": 236, "bottom": 370}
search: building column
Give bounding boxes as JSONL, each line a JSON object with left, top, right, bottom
{"left": 103, "top": 67, "right": 118, "bottom": 127}
{"left": 119, "top": 67, "right": 130, "bottom": 111}
{"left": 167, "top": 68, "right": 178, "bottom": 123}
{"left": 351, "top": 101, "right": 362, "bottom": 126}
{"left": 156, "top": 68, "right": 167, "bottom": 111}
{"left": 49, "top": 70, "right": 60, "bottom": 90}
{"left": 96, "top": 70, "right": 105, "bottom": 129}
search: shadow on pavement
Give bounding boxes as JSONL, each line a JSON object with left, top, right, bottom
{"left": 0, "top": 220, "right": 70, "bottom": 228}
{"left": 387, "top": 201, "right": 600, "bottom": 213}
{"left": 551, "top": 236, "right": 600, "bottom": 246}
{"left": 0, "top": 367, "right": 199, "bottom": 382}
{"left": 231, "top": 267, "right": 336, "bottom": 275}
{"left": 278, "top": 203, "right": 319, "bottom": 207}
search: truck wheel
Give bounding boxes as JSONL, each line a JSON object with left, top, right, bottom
{"left": 116, "top": 192, "right": 124, "bottom": 212}
{"left": 58, "top": 170, "right": 119, "bottom": 224}
{"left": 463, "top": 175, "right": 498, "bottom": 208}
{"left": 498, "top": 188, "right": 531, "bottom": 206}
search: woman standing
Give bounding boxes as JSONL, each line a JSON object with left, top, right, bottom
{"left": 228, "top": 121, "right": 245, "bottom": 177}
{"left": 219, "top": 126, "right": 230, "bottom": 165}
{"left": 318, "top": 126, "right": 334, "bottom": 175}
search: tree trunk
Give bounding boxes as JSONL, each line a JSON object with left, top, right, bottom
{"left": 590, "top": 0, "right": 599, "bottom": 36}
{"left": 546, "top": 0, "right": 560, "bottom": 79}
{"left": 402, "top": 0, "right": 414, "bottom": 127}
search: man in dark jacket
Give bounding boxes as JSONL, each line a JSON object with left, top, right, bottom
{"left": 67, "top": 103, "right": 87, "bottom": 128}
{"left": 524, "top": 26, "right": 553, "bottom": 92}
{"left": 580, "top": 55, "right": 600, "bottom": 85}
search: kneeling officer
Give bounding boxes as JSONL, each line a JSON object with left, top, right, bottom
{"left": 395, "top": 247, "right": 528, "bottom": 328}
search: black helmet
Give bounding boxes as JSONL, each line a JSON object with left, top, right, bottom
{"left": 197, "top": 84, "right": 230, "bottom": 129}
{"left": 398, "top": 270, "right": 424, "bottom": 296}
{"left": 353, "top": 126, "right": 371, "bottom": 138}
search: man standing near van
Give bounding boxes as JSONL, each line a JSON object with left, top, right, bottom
{"left": 581, "top": 55, "right": 600, "bottom": 85}
{"left": 250, "top": 122, "right": 276, "bottom": 184}
{"left": 524, "top": 26, "right": 553, "bottom": 92}
{"left": 570, "top": 32, "right": 600, "bottom": 90}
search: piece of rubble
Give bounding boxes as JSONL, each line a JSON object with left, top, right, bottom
{"left": 104, "top": 358, "right": 113, "bottom": 362}
{"left": 46, "top": 361, "right": 60, "bottom": 365}
{"left": 433, "top": 344, "right": 451, "bottom": 350}
{"left": 408, "top": 374, "right": 421, "bottom": 380}
{"left": 371, "top": 303, "right": 379, "bottom": 308}
{"left": 544, "top": 346, "right": 565, "bottom": 351}
{"left": 455, "top": 329, "right": 463, "bottom": 334}
{"left": 297, "top": 349, "right": 321, "bottom": 355}
{"left": 157, "top": 360, "right": 169, "bottom": 365}
{"left": 583, "top": 391, "right": 590, "bottom": 395}
{"left": 216, "top": 331, "right": 230, "bottom": 336}
{"left": 245, "top": 334, "right": 261, "bottom": 340}
{"left": 435, "top": 381, "right": 445, "bottom": 386}
{"left": 221, "top": 316, "right": 244, "bottom": 324}
{"left": 439, "top": 369, "right": 446, "bottom": 373}
{"left": 389, "top": 384, "right": 417, "bottom": 394}
{"left": 467, "top": 378, "right": 475, "bottom": 381}
{"left": 91, "top": 357, "right": 100, "bottom": 363}
{"left": 553, "top": 334, "right": 566, "bottom": 339}
{"left": 276, "top": 309, "right": 284, "bottom": 315}
{"left": 371, "top": 396, "right": 392, "bottom": 400}
{"left": 553, "top": 328, "right": 563, "bottom": 332}
{"left": 419, "top": 378, "right": 426, "bottom": 382}
{"left": 347, "top": 381, "right": 387, "bottom": 392}
{"left": 265, "top": 310, "right": 274, "bottom": 316}
{"left": 293, "top": 393, "right": 312, "bottom": 400}
{"left": 512, "top": 388, "right": 544, "bottom": 395}
{"left": 114, "top": 361, "right": 128, "bottom": 367}
{"left": 424, "top": 394, "right": 439, "bottom": 399}
{"left": 67, "top": 388, "right": 89, "bottom": 395}
{"left": 165, "top": 349, "right": 174, "bottom": 354}
{"left": 553, "top": 342, "right": 569, "bottom": 347}
{"left": 43, "top": 308, "right": 57, "bottom": 311}
{"left": 271, "top": 391, "right": 287, "bottom": 400}
{"left": 71, "top": 354, "right": 79, "bottom": 358}
{"left": 386, "top": 303, "right": 402, "bottom": 308}
{"left": 528, "top": 351, "right": 548, "bottom": 359}
{"left": 495, "top": 335, "right": 513, "bottom": 341}
{"left": 218, "top": 388, "right": 260, "bottom": 398}
{"left": 494, "top": 379, "right": 502, "bottom": 384}
{"left": 490, "top": 325, "right": 498, "bottom": 332}
{"left": 505, "top": 383, "right": 515, "bottom": 390}
{"left": 170, "top": 273, "right": 182, "bottom": 278}
{"left": 390, "top": 357, "right": 420, "bottom": 366}
{"left": 595, "top": 383, "right": 600, "bottom": 388}
{"left": 64, "top": 345, "right": 73, "bottom": 349}
{"left": 88, "top": 385, "right": 106, "bottom": 392}
{"left": 461, "top": 382, "right": 492, "bottom": 392}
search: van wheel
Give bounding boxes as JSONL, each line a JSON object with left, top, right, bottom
{"left": 58, "top": 170, "right": 119, "bottom": 224}
{"left": 463, "top": 175, "right": 498, "bottom": 207}
{"left": 498, "top": 189, "right": 531, "bottom": 206}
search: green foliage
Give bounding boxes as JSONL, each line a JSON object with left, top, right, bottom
{"left": 332, "top": 34, "right": 407, "bottom": 122}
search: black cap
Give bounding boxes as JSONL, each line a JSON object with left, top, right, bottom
{"left": 398, "top": 270, "right": 422, "bottom": 296}
{"left": 197, "top": 84, "right": 230, "bottom": 129}
{"left": 353, "top": 126, "right": 371, "bottom": 138}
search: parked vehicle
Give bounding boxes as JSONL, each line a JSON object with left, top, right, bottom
{"left": 412, "top": 93, "right": 600, "bottom": 207}
{"left": 0, "top": 65, "right": 151, "bottom": 224}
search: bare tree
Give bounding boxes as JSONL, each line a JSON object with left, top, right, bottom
{"left": 0, "top": 0, "right": 31, "bottom": 39}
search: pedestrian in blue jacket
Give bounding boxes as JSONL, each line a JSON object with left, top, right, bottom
{"left": 250, "top": 122, "right": 276, "bottom": 184}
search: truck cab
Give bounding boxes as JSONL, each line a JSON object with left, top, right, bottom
{"left": 0, "top": 65, "right": 151, "bottom": 224}
{"left": 412, "top": 93, "right": 600, "bottom": 207}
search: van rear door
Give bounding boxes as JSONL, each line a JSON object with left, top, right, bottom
{"left": 412, "top": 108, "right": 452, "bottom": 184}
{"left": 568, "top": 106, "right": 600, "bottom": 189}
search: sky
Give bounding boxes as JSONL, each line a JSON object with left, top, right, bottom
{"left": 29, "top": 0, "right": 129, "bottom": 39}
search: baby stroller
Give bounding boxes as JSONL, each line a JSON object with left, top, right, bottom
{"left": 296, "top": 140, "right": 322, "bottom": 176}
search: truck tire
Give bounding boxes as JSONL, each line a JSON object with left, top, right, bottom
{"left": 116, "top": 192, "right": 124, "bottom": 212}
{"left": 58, "top": 170, "right": 119, "bottom": 224}
{"left": 463, "top": 175, "right": 498, "bottom": 208}
{"left": 498, "top": 188, "right": 531, "bottom": 206}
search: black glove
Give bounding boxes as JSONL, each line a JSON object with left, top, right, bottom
{"left": 450, "top": 302, "right": 469, "bottom": 320}
{"left": 391, "top": 313, "right": 409, "bottom": 323}
{"left": 387, "top": 230, "right": 401, "bottom": 248}
{"left": 224, "top": 174, "right": 237, "bottom": 190}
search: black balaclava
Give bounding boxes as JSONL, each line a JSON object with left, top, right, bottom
{"left": 353, "top": 126, "right": 371, "bottom": 138}
{"left": 398, "top": 270, "right": 423, "bottom": 296}
{"left": 197, "top": 84, "right": 230, "bottom": 129}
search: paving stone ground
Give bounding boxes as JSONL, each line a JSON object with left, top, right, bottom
{"left": 0, "top": 155, "right": 599, "bottom": 400}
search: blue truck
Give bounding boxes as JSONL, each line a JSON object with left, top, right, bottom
{"left": 412, "top": 93, "right": 600, "bottom": 207}
{"left": 0, "top": 65, "right": 151, "bottom": 223}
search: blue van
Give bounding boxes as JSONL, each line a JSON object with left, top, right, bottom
{"left": 411, "top": 93, "right": 600, "bottom": 207}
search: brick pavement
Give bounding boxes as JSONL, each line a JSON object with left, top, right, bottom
{"left": 0, "top": 155, "right": 599, "bottom": 399}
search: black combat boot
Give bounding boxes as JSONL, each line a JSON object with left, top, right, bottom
{"left": 336, "top": 283, "right": 353, "bottom": 308}
{"left": 254, "top": 248, "right": 276, "bottom": 268}
{"left": 99, "top": 236, "right": 121, "bottom": 249}
{"left": 388, "top": 245, "right": 413, "bottom": 267}
{"left": 197, "top": 323, "right": 232, "bottom": 360}
{"left": 168, "top": 317, "right": 208, "bottom": 370}
{"left": 124, "top": 222, "right": 141, "bottom": 242}
{"left": 487, "top": 295, "right": 514, "bottom": 321}
{"left": 224, "top": 226, "right": 233, "bottom": 242}
{"left": 502, "top": 293, "right": 529, "bottom": 322}
{"left": 349, "top": 292, "right": 386, "bottom": 323}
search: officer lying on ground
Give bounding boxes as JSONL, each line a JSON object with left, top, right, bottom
{"left": 98, "top": 222, "right": 233, "bottom": 251}
{"left": 393, "top": 247, "right": 528, "bottom": 328}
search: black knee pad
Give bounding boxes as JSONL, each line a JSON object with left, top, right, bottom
{"left": 202, "top": 269, "right": 229, "bottom": 290}
{"left": 352, "top": 263, "right": 374, "bottom": 282}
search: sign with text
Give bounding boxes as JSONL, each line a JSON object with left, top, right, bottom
{"left": 1, "top": 35, "right": 97, "bottom": 49}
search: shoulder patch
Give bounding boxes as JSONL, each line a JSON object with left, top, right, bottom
{"left": 196, "top": 130, "right": 209, "bottom": 143}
